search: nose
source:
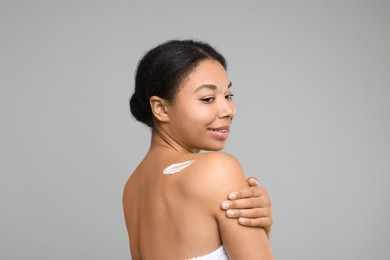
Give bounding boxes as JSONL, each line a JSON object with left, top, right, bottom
{"left": 218, "top": 98, "right": 236, "bottom": 119}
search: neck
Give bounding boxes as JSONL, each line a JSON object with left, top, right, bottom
{"left": 150, "top": 126, "right": 200, "bottom": 154}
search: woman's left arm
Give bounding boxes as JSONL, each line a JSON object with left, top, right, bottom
{"left": 221, "top": 177, "right": 273, "bottom": 237}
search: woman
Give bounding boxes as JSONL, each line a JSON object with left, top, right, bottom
{"left": 123, "top": 40, "right": 274, "bottom": 259}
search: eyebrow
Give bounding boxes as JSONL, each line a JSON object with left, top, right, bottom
{"left": 193, "top": 82, "right": 232, "bottom": 93}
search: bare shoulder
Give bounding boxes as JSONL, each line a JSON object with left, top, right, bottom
{"left": 197, "top": 152, "right": 245, "bottom": 180}
{"left": 197, "top": 151, "right": 241, "bottom": 167}
{"left": 182, "top": 151, "right": 248, "bottom": 204}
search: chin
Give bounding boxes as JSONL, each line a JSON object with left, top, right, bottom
{"left": 192, "top": 140, "right": 227, "bottom": 152}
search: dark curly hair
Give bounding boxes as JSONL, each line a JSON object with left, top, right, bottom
{"left": 130, "top": 39, "right": 227, "bottom": 127}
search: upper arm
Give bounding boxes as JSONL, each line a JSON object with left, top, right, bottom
{"left": 195, "top": 152, "right": 274, "bottom": 259}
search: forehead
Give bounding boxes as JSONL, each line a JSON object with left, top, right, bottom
{"left": 180, "top": 59, "right": 230, "bottom": 91}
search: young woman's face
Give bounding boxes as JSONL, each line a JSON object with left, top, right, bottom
{"left": 166, "top": 59, "right": 236, "bottom": 152}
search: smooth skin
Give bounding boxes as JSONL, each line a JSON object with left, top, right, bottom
{"left": 123, "top": 60, "right": 273, "bottom": 259}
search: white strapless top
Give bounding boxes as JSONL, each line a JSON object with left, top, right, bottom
{"left": 187, "top": 246, "right": 229, "bottom": 260}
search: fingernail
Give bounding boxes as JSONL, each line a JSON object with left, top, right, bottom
{"left": 221, "top": 202, "right": 230, "bottom": 210}
{"left": 228, "top": 193, "right": 237, "bottom": 200}
{"left": 238, "top": 218, "right": 246, "bottom": 224}
{"left": 227, "top": 210, "right": 234, "bottom": 217}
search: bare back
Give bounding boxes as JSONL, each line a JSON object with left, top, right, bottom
{"left": 123, "top": 148, "right": 273, "bottom": 259}
{"left": 123, "top": 150, "right": 223, "bottom": 259}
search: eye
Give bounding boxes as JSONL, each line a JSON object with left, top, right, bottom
{"left": 225, "top": 94, "right": 234, "bottom": 100}
{"left": 200, "top": 97, "right": 215, "bottom": 103}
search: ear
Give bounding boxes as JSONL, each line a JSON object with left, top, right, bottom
{"left": 150, "top": 96, "right": 170, "bottom": 123}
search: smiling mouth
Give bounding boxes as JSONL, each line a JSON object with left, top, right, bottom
{"left": 207, "top": 127, "right": 231, "bottom": 140}
{"left": 207, "top": 126, "right": 230, "bottom": 132}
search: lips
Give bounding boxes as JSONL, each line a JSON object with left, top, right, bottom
{"left": 207, "top": 126, "right": 230, "bottom": 140}
{"left": 208, "top": 125, "right": 230, "bottom": 131}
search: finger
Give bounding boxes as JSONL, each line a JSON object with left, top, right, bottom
{"left": 228, "top": 186, "right": 268, "bottom": 200}
{"left": 228, "top": 197, "right": 264, "bottom": 209}
{"left": 247, "top": 177, "right": 259, "bottom": 187}
{"left": 226, "top": 196, "right": 271, "bottom": 211}
{"left": 238, "top": 217, "right": 273, "bottom": 230}
{"left": 225, "top": 208, "right": 269, "bottom": 218}
{"left": 221, "top": 197, "right": 271, "bottom": 212}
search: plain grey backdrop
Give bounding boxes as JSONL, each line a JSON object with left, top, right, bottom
{"left": 1, "top": 0, "right": 389, "bottom": 259}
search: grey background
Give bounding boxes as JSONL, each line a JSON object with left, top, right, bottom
{"left": 1, "top": 0, "right": 389, "bottom": 259}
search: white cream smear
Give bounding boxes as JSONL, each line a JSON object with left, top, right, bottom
{"left": 163, "top": 160, "right": 196, "bottom": 175}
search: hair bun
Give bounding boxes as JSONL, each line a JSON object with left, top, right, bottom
{"left": 130, "top": 93, "right": 152, "bottom": 127}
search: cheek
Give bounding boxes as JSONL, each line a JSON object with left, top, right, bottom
{"left": 183, "top": 113, "right": 207, "bottom": 128}
{"left": 191, "top": 107, "right": 215, "bottom": 123}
